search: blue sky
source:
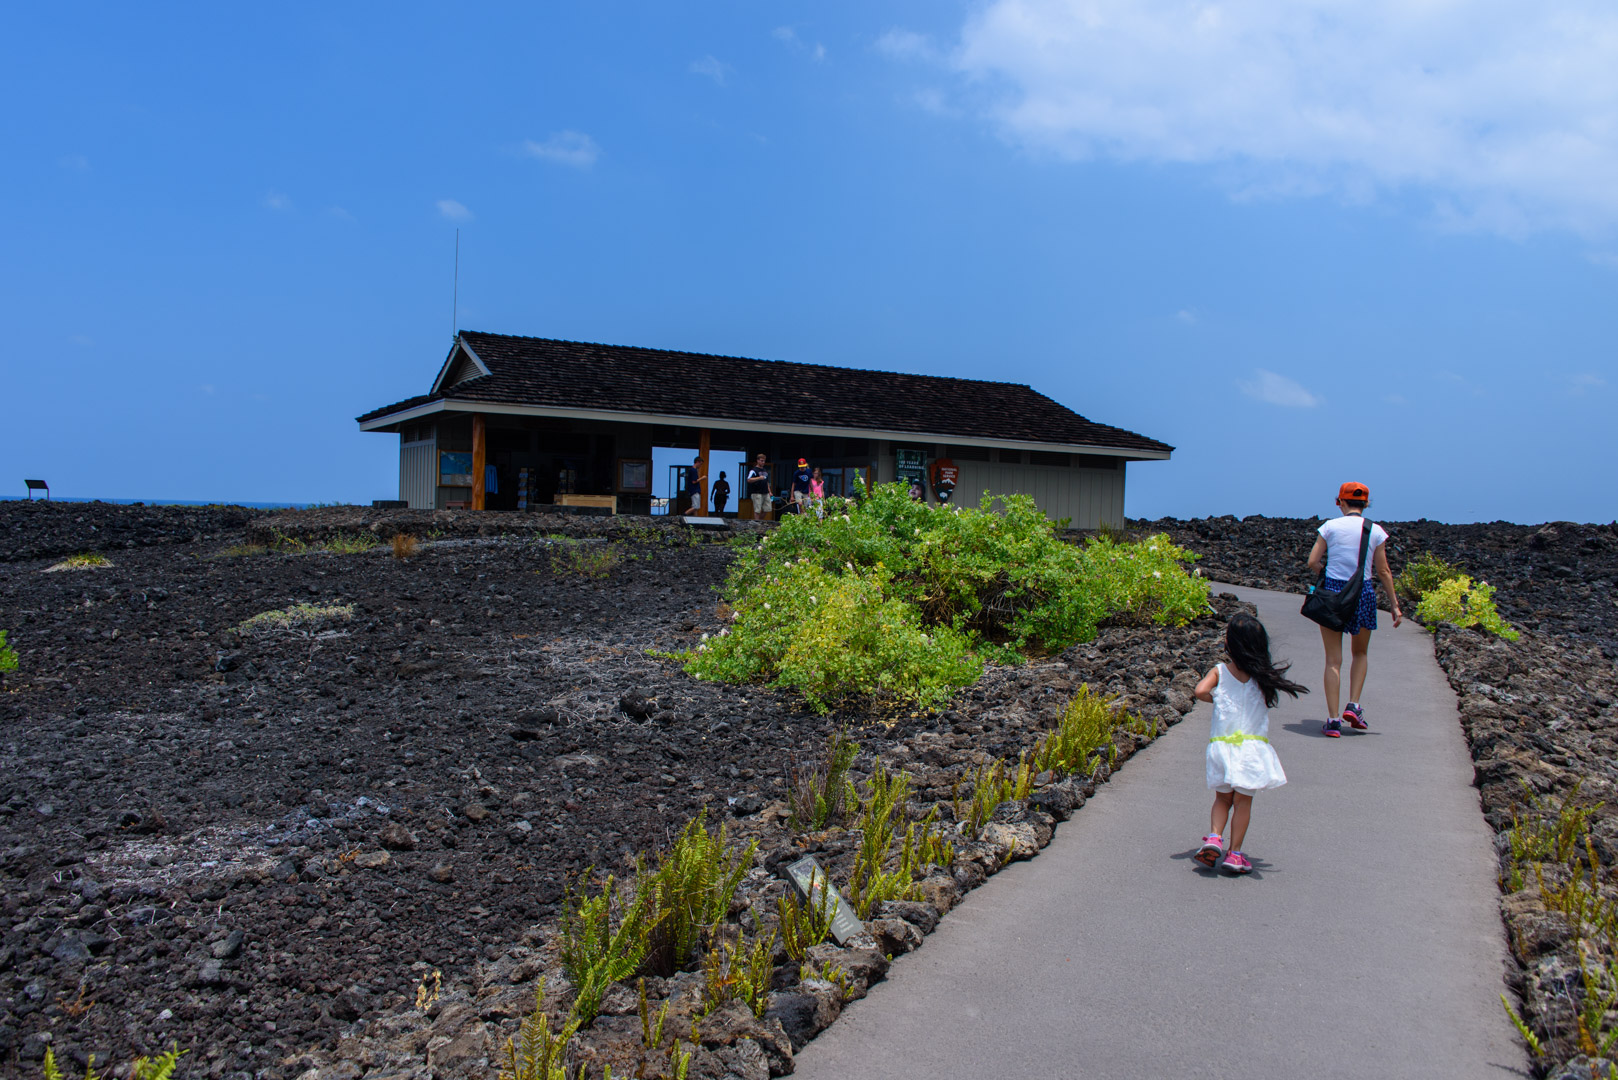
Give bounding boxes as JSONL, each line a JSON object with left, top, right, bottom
{"left": 4, "top": 2, "right": 1615, "bottom": 523}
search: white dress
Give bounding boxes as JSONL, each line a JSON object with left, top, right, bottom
{"left": 1206, "top": 663, "right": 1287, "bottom": 793}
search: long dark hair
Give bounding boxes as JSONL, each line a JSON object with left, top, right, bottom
{"left": 1226, "top": 612, "right": 1309, "bottom": 708}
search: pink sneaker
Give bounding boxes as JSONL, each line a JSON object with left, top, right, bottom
{"left": 1194, "top": 834, "right": 1223, "bottom": 868}
{"left": 1221, "top": 850, "right": 1253, "bottom": 874}
{"left": 1342, "top": 702, "right": 1367, "bottom": 730}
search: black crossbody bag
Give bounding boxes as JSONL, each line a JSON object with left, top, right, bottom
{"left": 1301, "top": 518, "right": 1372, "bottom": 632}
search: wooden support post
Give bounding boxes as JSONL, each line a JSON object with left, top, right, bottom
{"left": 471, "top": 413, "right": 487, "bottom": 511}
{"left": 697, "top": 428, "right": 710, "bottom": 514}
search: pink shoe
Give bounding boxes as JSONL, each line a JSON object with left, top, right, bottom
{"left": 1194, "top": 834, "right": 1223, "bottom": 868}
{"left": 1221, "top": 850, "right": 1253, "bottom": 874}
{"left": 1342, "top": 702, "right": 1367, "bottom": 730}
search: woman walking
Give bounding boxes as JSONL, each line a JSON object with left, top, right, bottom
{"left": 1307, "top": 481, "right": 1403, "bottom": 737}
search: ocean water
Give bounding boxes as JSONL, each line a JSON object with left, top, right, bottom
{"left": 0, "top": 496, "right": 314, "bottom": 509}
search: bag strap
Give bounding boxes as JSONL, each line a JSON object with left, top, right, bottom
{"left": 1346, "top": 517, "right": 1373, "bottom": 584}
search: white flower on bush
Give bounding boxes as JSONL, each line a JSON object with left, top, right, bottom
{"left": 763, "top": 602, "right": 771, "bottom": 610}
{"left": 810, "top": 596, "right": 818, "bottom": 604}
{"left": 1152, "top": 571, "right": 1162, "bottom": 579}
{"left": 701, "top": 632, "right": 710, "bottom": 640}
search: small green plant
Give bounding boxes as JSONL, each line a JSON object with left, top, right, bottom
{"left": 268, "top": 528, "right": 310, "bottom": 554}
{"left": 1032, "top": 685, "right": 1124, "bottom": 779}
{"left": 1500, "top": 994, "right": 1544, "bottom": 1057}
{"left": 788, "top": 729, "right": 859, "bottom": 829}
{"left": 558, "top": 875, "right": 657, "bottom": 1024}
{"left": 777, "top": 887, "right": 836, "bottom": 961}
{"left": 321, "top": 531, "right": 379, "bottom": 555}
{"left": 953, "top": 757, "right": 1033, "bottom": 840}
{"left": 44, "top": 1044, "right": 186, "bottom": 1080}
{"left": 499, "top": 980, "right": 581, "bottom": 1080}
{"left": 45, "top": 552, "right": 111, "bottom": 572}
{"left": 236, "top": 602, "right": 355, "bottom": 635}
{"left": 700, "top": 931, "right": 777, "bottom": 1018}
{"left": 898, "top": 806, "right": 956, "bottom": 876}
{"left": 799, "top": 961, "right": 855, "bottom": 1002}
{"left": 549, "top": 540, "right": 621, "bottom": 579}
{"left": 1414, "top": 575, "right": 1519, "bottom": 640}
{"left": 1575, "top": 953, "right": 1618, "bottom": 1060}
{"left": 847, "top": 762, "right": 916, "bottom": 917}
{"left": 636, "top": 812, "right": 757, "bottom": 977}
{"left": 0, "top": 630, "right": 17, "bottom": 676}
{"left": 1395, "top": 551, "right": 1467, "bottom": 602}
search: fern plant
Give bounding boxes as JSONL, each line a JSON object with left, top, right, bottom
{"left": 0, "top": 629, "right": 17, "bottom": 677}
{"left": 848, "top": 762, "right": 916, "bottom": 917}
{"left": 499, "top": 980, "right": 581, "bottom": 1080}
{"left": 44, "top": 1045, "right": 185, "bottom": 1080}
{"left": 558, "top": 876, "right": 657, "bottom": 1024}
{"left": 1032, "top": 685, "right": 1122, "bottom": 779}
{"left": 700, "top": 932, "right": 777, "bottom": 1018}
{"left": 778, "top": 886, "right": 837, "bottom": 961}
{"left": 788, "top": 729, "right": 859, "bottom": 829}
{"left": 637, "top": 812, "right": 757, "bottom": 977}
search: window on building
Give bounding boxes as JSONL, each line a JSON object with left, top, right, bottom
{"left": 994, "top": 449, "right": 1024, "bottom": 464}
{"left": 947, "top": 445, "right": 991, "bottom": 461}
{"left": 1075, "top": 454, "right": 1121, "bottom": 470}
{"left": 1029, "top": 450, "right": 1070, "bottom": 467}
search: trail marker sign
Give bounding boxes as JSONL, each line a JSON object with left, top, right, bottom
{"left": 783, "top": 855, "right": 864, "bottom": 946}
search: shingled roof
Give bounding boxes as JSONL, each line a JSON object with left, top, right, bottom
{"left": 357, "top": 332, "right": 1172, "bottom": 455}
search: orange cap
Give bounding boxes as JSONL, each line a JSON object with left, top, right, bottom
{"left": 1338, "top": 481, "right": 1370, "bottom": 502}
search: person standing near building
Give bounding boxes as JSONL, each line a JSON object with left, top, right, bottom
{"left": 710, "top": 471, "right": 730, "bottom": 516}
{"left": 790, "top": 458, "right": 813, "bottom": 511}
{"left": 746, "top": 454, "right": 772, "bottom": 520}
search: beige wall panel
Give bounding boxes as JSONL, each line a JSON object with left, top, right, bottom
{"left": 400, "top": 439, "right": 437, "bottom": 509}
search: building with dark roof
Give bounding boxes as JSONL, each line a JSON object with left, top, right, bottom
{"left": 357, "top": 332, "right": 1173, "bottom": 526}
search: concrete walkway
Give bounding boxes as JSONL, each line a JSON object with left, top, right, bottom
{"left": 795, "top": 584, "right": 1526, "bottom": 1080}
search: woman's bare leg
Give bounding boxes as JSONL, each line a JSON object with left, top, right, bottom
{"left": 1320, "top": 625, "right": 1344, "bottom": 718}
{"left": 1229, "top": 793, "right": 1254, "bottom": 850}
{"left": 1348, "top": 629, "right": 1372, "bottom": 704}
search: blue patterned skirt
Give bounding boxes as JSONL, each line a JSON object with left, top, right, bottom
{"left": 1323, "top": 577, "right": 1378, "bottom": 634}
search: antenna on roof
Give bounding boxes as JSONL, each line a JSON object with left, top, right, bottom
{"left": 451, "top": 228, "right": 460, "bottom": 344}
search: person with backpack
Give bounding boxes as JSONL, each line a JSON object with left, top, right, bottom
{"left": 1305, "top": 482, "right": 1403, "bottom": 738}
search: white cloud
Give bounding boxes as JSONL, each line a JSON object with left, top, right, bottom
{"left": 1588, "top": 252, "right": 1618, "bottom": 269}
{"left": 877, "top": 28, "right": 939, "bottom": 62}
{"left": 1385, "top": 393, "right": 1409, "bottom": 406}
{"left": 68, "top": 334, "right": 93, "bottom": 347}
{"left": 1239, "top": 369, "right": 1321, "bottom": 408}
{"left": 690, "top": 55, "right": 731, "bottom": 85}
{"left": 58, "top": 154, "right": 89, "bottom": 171}
{"left": 436, "top": 199, "right": 473, "bottom": 222}
{"left": 775, "top": 26, "right": 826, "bottom": 61}
{"left": 1569, "top": 373, "right": 1607, "bottom": 394}
{"left": 910, "top": 1, "right": 1618, "bottom": 235}
{"left": 1174, "top": 308, "right": 1198, "bottom": 324}
{"left": 263, "top": 191, "right": 292, "bottom": 212}
{"left": 328, "top": 206, "right": 355, "bottom": 222}
{"left": 523, "top": 131, "right": 601, "bottom": 169}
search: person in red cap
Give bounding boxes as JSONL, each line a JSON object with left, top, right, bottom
{"left": 1306, "top": 482, "right": 1403, "bottom": 737}
{"left": 789, "top": 458, "right": 813, "bottom": 512}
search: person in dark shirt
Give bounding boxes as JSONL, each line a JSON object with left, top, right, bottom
{"left": 790, "top": 458, "right": 813, "bottom": 510}
{"left": 710, "top": 471, "right": 730, "bottom": 516}
{"left": 746, "top": 454, "right": 772, "bottom": 519}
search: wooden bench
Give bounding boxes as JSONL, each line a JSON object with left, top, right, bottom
{"left": 24, "top": 479, "right": 48, "bottom": 501}
{"left": 556, "top": 494, "right": 617, "bottom": 514}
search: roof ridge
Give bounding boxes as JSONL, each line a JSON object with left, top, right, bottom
{"left": 458, "top": 330, "right": 1038, "bottom": 392}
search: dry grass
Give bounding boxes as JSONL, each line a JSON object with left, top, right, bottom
{"left": 236, "top": 602, "right": 356, "bottom": 635}
{"left": 392, "top": 534, "right": 420, "bottom": 559}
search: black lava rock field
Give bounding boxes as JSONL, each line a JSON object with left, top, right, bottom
{"left": 0, "top": 502, "right": 1236, "bottom": 1080}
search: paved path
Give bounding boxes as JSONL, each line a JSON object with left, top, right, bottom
{"left": 794, "top": 584, "right": 1526, "bottom": 1080}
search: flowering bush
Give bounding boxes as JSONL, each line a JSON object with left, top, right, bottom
{"left": 1415, "top": 575, "right": 1520, "bottom": 640}
{"left": 684, "top": 484, "right": 1208, "bottom": 711}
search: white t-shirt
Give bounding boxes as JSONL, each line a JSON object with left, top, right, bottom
{"left": 1318, "top": 515, "right": 1388, "bottom": 581}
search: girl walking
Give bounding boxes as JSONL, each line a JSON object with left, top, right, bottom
{"left": 1193, "top": 612, "right": 1307, "bottom": 874}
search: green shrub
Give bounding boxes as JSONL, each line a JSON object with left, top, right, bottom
{"left": 44, "top": 1045, "right": 185, "bottom": 1080}
{"left": 548, "top": 539, "right": 621, "bottom": 579}
{"left": 684, "top": 484, "right": 1207, "bottom": 711}
{"left": 1396, "top": 551, "right": 1467, "bottom": 601}
{"left": 700, "top": 932, "right": 776, "bottom": 1019}
{"left": 0, "top": 630, "right": 17, "bottom": 676}
{"left": 1414, "top": 576, "right": 1519, "bottom": 640}
{"left": 847, "top": 762, "right": 915, "bottom": 917}
{"left": 687, "top": 559, "right": 979, "bottom": 711}
{"left": 777, "top": 888, "right": 836, "bottom": 962}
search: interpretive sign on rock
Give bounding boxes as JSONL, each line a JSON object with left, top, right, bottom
{"left": 784, "top": 855, "right": 864, "bottom": 945}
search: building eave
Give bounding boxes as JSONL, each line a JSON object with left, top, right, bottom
{"left": 356, "top": 398, "right": 1172, "bottom": 460}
